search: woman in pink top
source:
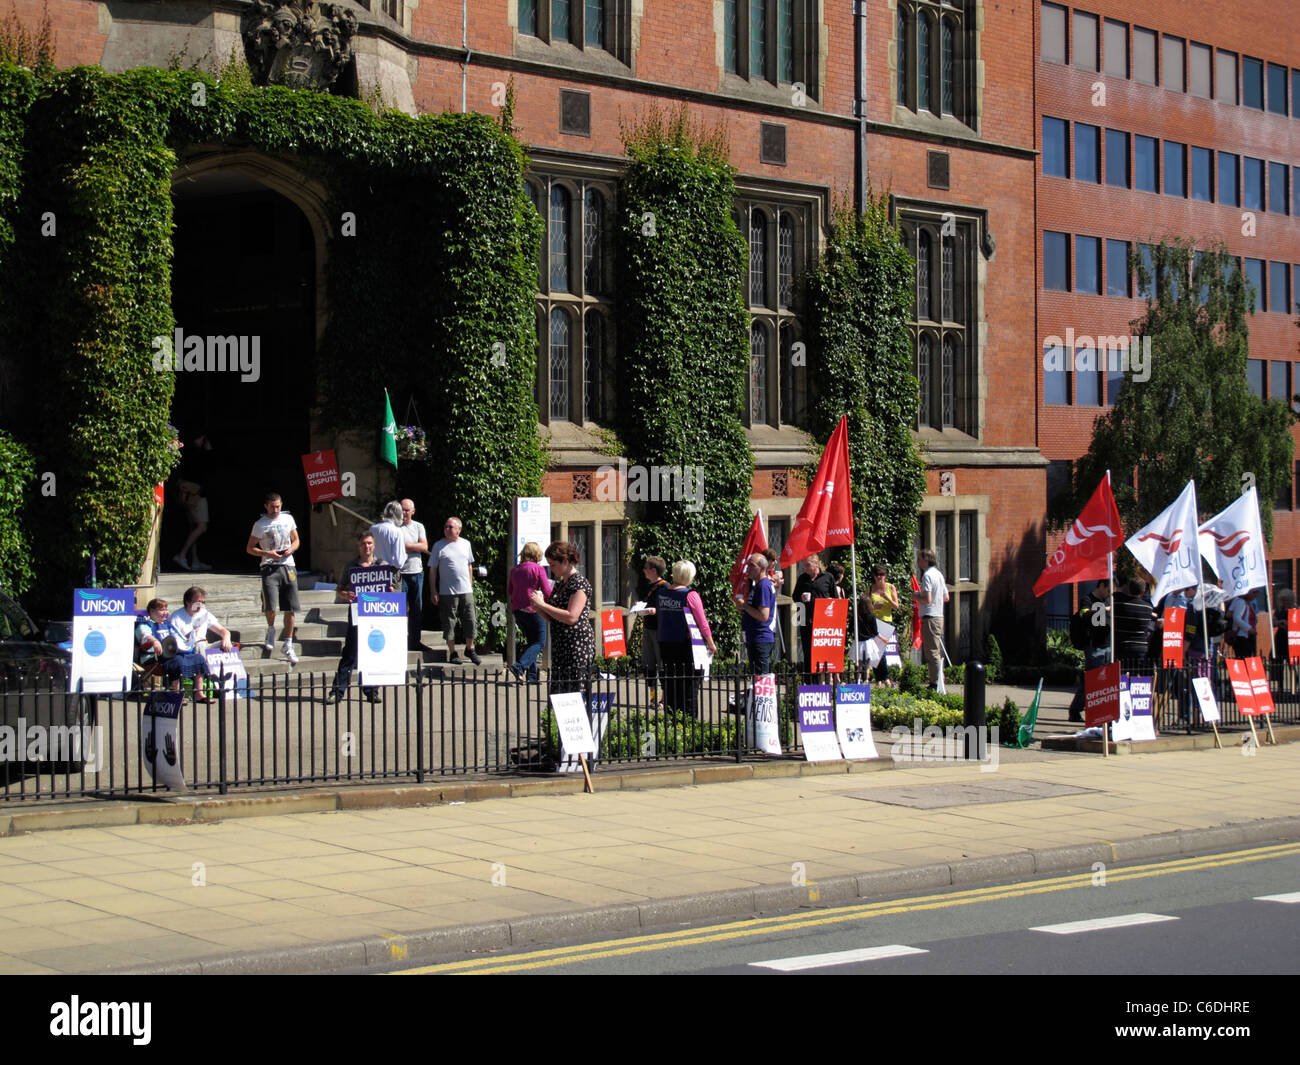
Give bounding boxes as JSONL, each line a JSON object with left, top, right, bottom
{"left": 506, "top": 542, "right": 552, "bottom": 682}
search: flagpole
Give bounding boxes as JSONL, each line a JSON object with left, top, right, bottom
{"left": 850, "top": 542, "right": 860, "bottom": 665}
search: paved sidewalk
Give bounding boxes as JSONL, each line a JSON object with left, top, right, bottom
{"left": 2, "top": 741, "right": 1298, "bottom": 974}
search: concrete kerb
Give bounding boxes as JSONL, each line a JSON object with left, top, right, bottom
{"left": 0, "top": 759, "right": 897, "bottom": 835}
{"left": 1042, "top": 722, "right": 1300, "bottom": 754}
{"left": 96, "top": 815, "right": 1300, "bottom": 975}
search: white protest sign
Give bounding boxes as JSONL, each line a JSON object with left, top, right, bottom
{"left": 685, "top": 611, "right": 712, "bottom": 675}
{"left": 747, "top": 673, "right": 782, "bottom": 755}
{"left": 142, "top": 692, "right": 187, "bottom": 792}
{"left": 70, "top": 589, "right": 134, "bottom": 694}
{"left": 558, "top": 692, "right": 612, "bottom": 773}
{"left": 204, "top": 647, "right": 249, "bottom": 699}
{"left": 551, "top": 691, "right": 597, "bottom": 758}
{"left": 513, "top": 496, "right": 551, "bottom": 563}
{"left": 797, "top": 685, "right": 842, "bottom": 762}
{"left": 356, "top": 592, "right": 407, "bottom": 686}
{"left": 1192, "top": 676, "right": 1220, "bottom": 723}
{"left": 836, "top": 683, "right": 879, "bottom": 759}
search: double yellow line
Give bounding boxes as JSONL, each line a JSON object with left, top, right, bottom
{"left": 390, "top": 841, "right": 1300, "bottom": 974}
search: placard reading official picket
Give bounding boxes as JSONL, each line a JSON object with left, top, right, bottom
{"left": 355, "top": 592, "right": 407, "bottom": 686}
{"left": 1113, "top": 674, "right": 1155, "bottom": 742}
{"left": 835, "top": 684, "right": 878, "bottom": 759}
{"left": 550, "top": 691, "right": 597, "bottom": 758}
{"left": 70, "top": 589, "right": 134, "bottom": 694}
{"left": 797, "top": 685, "right": 842, "bottom": 762}
{"left": 203, "top": 647, "right": 249, "bottom": 700}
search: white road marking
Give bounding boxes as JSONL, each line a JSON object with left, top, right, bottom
{"left": 750, "top": 945, "right": 929, "bottom": 972}
{"left": 1254, "top": 892, "right": 1300, "bottom": 904}
{"left": 1030, "top": 913, "right": 1178, "bottom": 935}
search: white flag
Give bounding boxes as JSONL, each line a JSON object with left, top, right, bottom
{"left": 1198, "top": 486, "right": 1267, "bottom": 598}
{"left": 1126, "top": 481, "right": 1202, "bottom": 605}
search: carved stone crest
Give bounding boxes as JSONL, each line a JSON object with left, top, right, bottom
{"left": 242, "top": 1, "right": 358, "bottom": 91}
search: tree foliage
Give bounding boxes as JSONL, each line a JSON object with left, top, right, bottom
{"left": 804, "top": 198, "right": 927, "bottom": 586}
{"left": 1049, "top": 240, "right": 1295, "bottom": 542}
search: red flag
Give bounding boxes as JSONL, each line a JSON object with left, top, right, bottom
{"left": 730, "top": 510, "right": 769, "bottom": 603}
{"left": 1033, "top": 473, "right": 1123, "bottom": 597}
{"left": 910, "top": 574, "right": 923, "bottom": 649}
{"left": 780, "top": 415, "right": 854, "bottom": 567}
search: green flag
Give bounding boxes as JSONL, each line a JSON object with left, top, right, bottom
{"left": 1014, "top": 679, "right": 1043, "bottom": 749}
{"left": 380, "top": 388, "right": 398, "bottom": 468}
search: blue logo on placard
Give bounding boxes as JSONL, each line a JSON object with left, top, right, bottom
{"left": 83, "top": 630, "right": 107, "bottom": 656}
{"left": 359, "top": 593, "right": 400, "bottom": 615}
{"left": 367, "top": 629, "right": 385, "bottom": 652}
{"left": 77, "top": 590, "right": 128, "bottom": 614}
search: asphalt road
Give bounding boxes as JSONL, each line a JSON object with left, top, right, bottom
{"left": 383, "top": 842, "right": 1300, "bottom": 976}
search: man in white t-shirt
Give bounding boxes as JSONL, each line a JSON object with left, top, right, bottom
{"left": 246, "top": 492, "right": 300, "bottom": 665}
{"left": 916, "top": 548, "right": 950, "bottom": 693}
{"left": 429, "top": 515, "right": 481, "bottom": 666}
{"left": 399, "top": 498, "right": 429, "bottom": 650}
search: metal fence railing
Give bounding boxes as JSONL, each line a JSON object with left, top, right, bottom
{"left": 3, "top": 663, "right": 891, "bottom": 804}
{"left": 1113, "top": 656, "right": 1300, "bottom": 733}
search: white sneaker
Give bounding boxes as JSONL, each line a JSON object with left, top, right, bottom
{"left": 263, "top": 626, "right": 276, "bottom": 651}
{"left": 282, "top": 639, "right": 298, "bottom": 666}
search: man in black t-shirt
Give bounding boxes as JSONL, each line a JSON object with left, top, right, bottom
{"left": 330, "top": 531, "right": 399, "bottom": 704}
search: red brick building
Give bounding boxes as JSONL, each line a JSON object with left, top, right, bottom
{"left": 1036, "top": 1, "right": 1300, "bottom": 622}
{"left": 16, "top": 0, "right": 1050, "bottom": 657}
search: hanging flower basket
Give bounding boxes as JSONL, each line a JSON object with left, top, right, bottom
{"left": 396, "top": 425, "right": 427, "bottom": 461}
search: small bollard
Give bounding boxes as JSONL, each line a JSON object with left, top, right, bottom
{"left": 963, "top": 660, "right": 987, "bottom": 760}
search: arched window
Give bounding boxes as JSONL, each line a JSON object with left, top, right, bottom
{"left": 749, "top": 209, "right": 769, "bottom": 307}
{"left": 917, "top": 230, "right": 932, "bottom": 320}
{"left": 778, "top": 212, "right": 795, "bottom": 309}
{"left": 779, "top": 322, "right": 805, "bottom": 426}
{"left": 918, "top": 14, "right": 931, "bottom": 113}
{"left": 584, "top": 311, "right": 603, "bottom": 422}
{"left": 549, "top": 185, "right": 570, "bottom": 292}
{"left": 750, "top": 323, "right": 768, "bottom": 424}
{"left": 942, "top": 18, "right": 955, "bottom": 115}
{"left": 942, "top": 233, "right": 955, "bottom": 320}
{"left": 942, "top": 335, "right": 956, "bottom": 426}
{"left": 897, "top": 7, "right": 908, "bottom": 104}
{"left": 549, "top": 308, "right": 571, "bottom": 420}
{"left": 583, "top": 188, "right": 603, "bottom": 295}
{"left": 585, "top": 0, "right": 605, "bottom": 48}
{"left": 918, "top": 333, "right": 933, "bottom": 427}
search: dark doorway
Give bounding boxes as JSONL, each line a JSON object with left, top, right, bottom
{"left": 165, "top": 176, "right": 317, "bottom": 573}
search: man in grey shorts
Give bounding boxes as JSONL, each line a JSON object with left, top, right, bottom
{"left": 429, "top": 516, "right": 481, "bottom": 666}
{"left": 246, "top": 491, "right": 300, "bottom": 666}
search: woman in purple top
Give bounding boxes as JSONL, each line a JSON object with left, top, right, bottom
{"left": 506, "top": 542, "right": 552, "bottom": 682}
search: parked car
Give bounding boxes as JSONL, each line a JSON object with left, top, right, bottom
{"left": 0, "top": 588, "right": 92, "bottom": 780}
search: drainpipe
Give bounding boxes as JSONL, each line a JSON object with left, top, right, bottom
{"left": 854, "top": 0, "right": 868, "bottom": 213}
{"left": 460, "top": 0, "right": 471, "bottom": 112}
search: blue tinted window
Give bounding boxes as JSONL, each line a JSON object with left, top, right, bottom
{"left": 1164, "top": 142, "right": 1186, "bottom": 197}
{"left": 1075, "top": 124, "right": 1100, "bottom": 183}
{"left": 1268, "top": 63, "right": 1288, "bottom": 115}
{"left": 1218, "top": 153, "right": 1239, "bottom": 207}
{"left": 1043, "top": 117, "right": 1069, "bottom": 177}
{"left": 1045, "top": 232, "right": 1070, "bottom": 290}
{"left": 1269, "top": 261, "right": 1290, "bottom": 313}
{"left": 1269, "top": 161, "right": 1289, "bottom": 214}
{"left": 1135, "top": 136, "right": 1158, "bottom": 193}
{"left": 1244, "top": 158, "right": 1264, "bottom": 211}
{"left": 1045, "top": 345, "right": 1069, "bottom": 404}
{"left": 1191, "top": 147, "right": 1213, "bottom": 202}
{"left": 1137, "top": 244, "right": 1155, "bottom": 298}
{"left": 1248, "top": 359, "right": 1265, "bottom": 398}
{"left": 1075, "top": 349, "right": 1100, "bottom": 405}
{"left": 1075, "top": 235, "right": 1101, "bottom": 294}
{"left": 1106, "top": 240, "right": 1130, "bottom": 297}
{"left": 1105, "top": 129, "right": 1128, "bottom": 187}
{"left": 1245, "top": 258, "right": 1264, "bottom": 312}
{"left": 1242, "top": 57, "right": 1264, "bottom": 109}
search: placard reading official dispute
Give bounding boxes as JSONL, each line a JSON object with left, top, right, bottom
{"left": 797, "top": 685, "right": 842, "bottom": 762}
{"left": 809, "top": 598, "right": 849, "bottom": 673}
{"left": 1084, "top": 661, "right": 1120, "bottom": 727}
{"left": 600, "top": 609, "right": 626, "bottom": 658}
{"left": 301, "top": 449, "right": 342, "bottom": 504}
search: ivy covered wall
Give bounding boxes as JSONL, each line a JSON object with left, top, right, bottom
{"left": 0, "top": 63, "right": 541, "bottom": 611}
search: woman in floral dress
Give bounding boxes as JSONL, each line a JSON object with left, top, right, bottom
{"left": 529, "top": 540, "right": 595, "bottom": 695}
